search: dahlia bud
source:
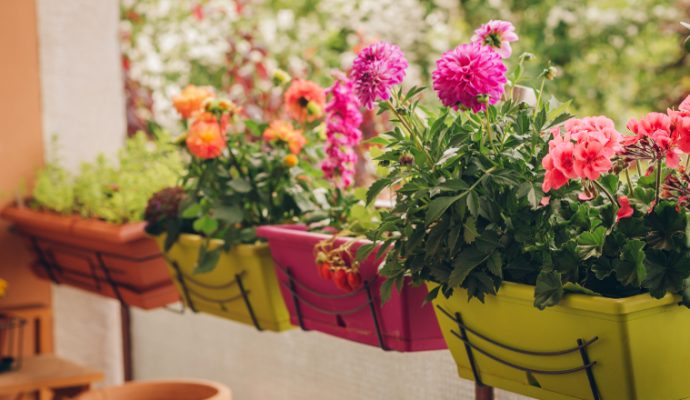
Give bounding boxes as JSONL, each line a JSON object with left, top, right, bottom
{"left": 306, "top": 101, "right": 323, "bottom": 119}
{"left": 283, "top": 154, "right": 298, "bottom": 168}
{"left": 519, "top": 52, "right": 534, "bottom": 63}
{"left": 399, "top": 154, "right": 414, "bottom": 166}
{"left": 144, "top": 187, "right": 186, "bottom": 226}
{"left": 272, "top": 69, "right": 291, "bottom": 86}
{"left": 476, "top": 94, "right": 490, "bottom": 104}
{"left": 544, "top": 66, "right": 558, "bottom": 81}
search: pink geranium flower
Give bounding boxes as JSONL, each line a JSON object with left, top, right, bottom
{"left": 573, "top": 136, "right": 613, "bottom": 181}
{"left": 616, "top": 196, "right": 634, "bottom": 221}
{"left": 541, "top": 128, "right": 576, "bottom": 192}
{"left": 350, "top": 42, "right": 408, "bottom": 109}
{"left": 432, "top": 42, "right": 507, "bottom": 112}
{"left": 669, "top": 95, "right": 690, "bottom": 153}
{"left": 565, "top": 116, "right": 622, "bottom": 157}
{"left": 472, "top": 20, "right": 519, "bottom": 58}
{"left": 623, "top": 112, "right": 681, "bottom": 167}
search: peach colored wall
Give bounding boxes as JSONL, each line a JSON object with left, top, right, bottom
{"left": 0, "top": 0, "right": 51, "bottom": 309}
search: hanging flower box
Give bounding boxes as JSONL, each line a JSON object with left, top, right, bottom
{"left": 256, "top": 225, "right": 446, "bottom": 351}
{"left": 1, "top": 205, "right": 179, "bottom": 309}
{"left": 430, "top": 281, "right": 690, "bottom": 400}
{"left": 154, "top": 234, "right": 292, "bottom": 332}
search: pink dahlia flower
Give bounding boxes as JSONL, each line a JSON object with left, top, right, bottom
{"left": 472, "top": 20, "right": 519, "bottom": 58}
{"left": 350, "top": 42, "right": 408, "bottom": 109}
{"left": 432, "top": 42, "right": 507, "bottom": 112}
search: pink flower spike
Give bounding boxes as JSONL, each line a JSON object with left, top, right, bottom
{"left": 472, "top": 20, "right": 519, "bottom": 58}
{"left": 616, "top": 196, "right": 634, "bottom": 221}
{"left": 432, "top": 42, "right": 507, "bottom": 112}
{"left": 350, "top": 42, "right": 408, "bottom": 109}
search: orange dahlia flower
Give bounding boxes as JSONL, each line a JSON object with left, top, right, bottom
{"left": 263, "top": 120, "right": 307, "bottom": 154}
{"left": 284, "top": 79, "right": 325, "bottom": 123}
{"left": 173, "top": 85, "right": 215, "bottom": 119}
{"left": 186, "top": 118, "right": 226, "bottom": 159}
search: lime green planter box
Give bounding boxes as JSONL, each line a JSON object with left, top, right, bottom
{"left": 156, "top": 234, "right": 293, "bottom": 332}
{"left": 429, "top": 281, "right": 690, "bottom": 400}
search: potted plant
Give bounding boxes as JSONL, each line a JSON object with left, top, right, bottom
{"left": 257, "top": 69, "right": 445, "bottom": 351}
{"left": 360, "top": 20, "right": 690, "bottom": 399}
{"left": 145, "top": 78, "right": 327, "bottom": 332}
{"left": 1, "top": 133, "right": 183, "bottom": 309}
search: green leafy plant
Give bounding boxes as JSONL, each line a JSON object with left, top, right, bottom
{"left": 31, "top": 132, "right": 183, "bottom": 224}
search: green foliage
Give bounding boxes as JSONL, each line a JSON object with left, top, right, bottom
{"left": 32, "top": 132, "right": 183, "bottom": 224}
{"left": 364, "top": 68, "right": 690, "bottom": 309}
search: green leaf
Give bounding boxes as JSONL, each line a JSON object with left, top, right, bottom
{"left": 563, "top": 282, "right": 599, "bottom": 296}
{"left": 486, "top": 252, "right": 503, "bottom": 278}
{"left": 195, "top": 246, "right": 222, "bottom": 273}
{"left": 367, "top": 177, "right": 392, "bottom": 205}
{"left": 534, "top": 270, "right": 563, "bottom": 310}
{"left": 613, "top": 239, "right": 647, "bottom": 287}
{"left": 463, "top": 217, "right": 479, "bottom": 244}
{"left": 228, "top": 178, "right": 252, "bottom": 193}
{"left": 181, "top": 203, "right": 202, "bottom": 218}
{"left": 642, "top": 249, "right": 690, "bottom": 298}
{"left": 193, "top": 216, "right": 219, "bottom": 236}
{"left": 449, "top": 248, "right": 489, "bottom": 287}
{"left": 598, "top": 174, "right": 619, "bottom": 196}
{"left": 467, "top": 191, "right": 480, "bottom": 217}
{"left": 425, "top": 194, "right": 463, "bottom": 225}
{"left": 356, "top": 243, "right": 376, "bottom": 262}
{"left": 576, "top": 226, "right": 607, "bottom": 259}
{"left": 646, "top": 201, "right": 687, "bottom": 250}
{"left": 214, "top": 204, "right": 243, "bottom": 224}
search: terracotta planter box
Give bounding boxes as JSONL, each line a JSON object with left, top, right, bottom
{"left": 257, "top": 225, "right": 446, "bottom": 352}
{"left": 1, "top": 205, "right": 179, "bottom": 309}
{"left": 431, "top": 281, "right": 690, "bottom": 400}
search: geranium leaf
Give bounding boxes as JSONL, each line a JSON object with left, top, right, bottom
{"left": 613, "top": 239, "right": 646, "bottom": 287}
{"left": 534, "top": 270, "right": 563, "bottom": 310}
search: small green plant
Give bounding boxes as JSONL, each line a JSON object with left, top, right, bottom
{"left": 31, "top": 132, "right": 184, "bottom": 224}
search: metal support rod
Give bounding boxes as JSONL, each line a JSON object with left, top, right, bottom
{"left": 96, "top": 253, "right": 125, "bottom": 304}
{"left": 235, "top": 273, "right": 262, "bottom": 331}
{"left": 120, "top": 305, "right": 133, "bottom": 381}
{"left": 364, "top": 281, "right": 387, "bottom": 351}
{"left": 286, "top": 268, "right": 307, "bottom": 331}
{"left": 475, "top": 384, "right": 494, "bottom": 400}
{"left": 456, "top": 312, "right": 483, "bottom": 386}
{"left": 30, "top": 237, "right": 59, "bottom": 284}
{"left": 577, "top": 338, "right": 601, "bottom": 400}
{"left": 171, "top": 261, "right": 197, "bottom": 313}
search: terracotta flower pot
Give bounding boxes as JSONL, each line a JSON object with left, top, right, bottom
{"left": 75, "top": 379, "right": 231, "bottom": 400}
{"left": 256, "top": 225, "right": 446, "bottom": 352}
{"left": 1, "top": 205, "right": 179, "bottom": 309}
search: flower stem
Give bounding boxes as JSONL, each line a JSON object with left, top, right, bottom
{"left": 484, "top": 110, "right": 498, "bottom": 153}
{"left": 636, "top": 160, "right": 643, "bottom": 176}
{"left": 592, "top": 179, "right": 618, "bottom": 211}
{"left": 654, "top": 158, "right": 662, "bottom": 211}
{"left": 624, "top": 167, "right": 634, "bottom": 195}
{"left": 386, "top": 99, "right": 431, "bottom": 162}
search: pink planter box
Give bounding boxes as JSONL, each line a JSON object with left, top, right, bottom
{"left": 256, "top": 225, "right": 446, "bottom": 352}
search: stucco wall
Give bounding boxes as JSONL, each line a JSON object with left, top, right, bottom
{"left": 35, "top": 0, "right": 126, "bottom": 386}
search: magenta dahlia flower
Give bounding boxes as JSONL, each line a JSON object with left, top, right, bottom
{"left": 432, "top": 42, "right": 507, "bottom": 112}
{"left": 350, "top": 42, "right": 408, "bottom": 109}
{"left": 472, "top": 20, "right": 519, "bottom": 58}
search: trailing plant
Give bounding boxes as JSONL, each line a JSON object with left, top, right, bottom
{"left": 358, "top": 20, "right": 690, "bottom": 309}
{"left": 31, "top": 132, "right": 183, "bottom": 224}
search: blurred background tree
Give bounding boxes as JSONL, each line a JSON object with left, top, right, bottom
{"left": 120, "top": 0, "right": 690, "bottom": 133}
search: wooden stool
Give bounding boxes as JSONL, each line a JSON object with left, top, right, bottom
{"left": 0, "top": 355, "right": 103, "bottom": 400}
